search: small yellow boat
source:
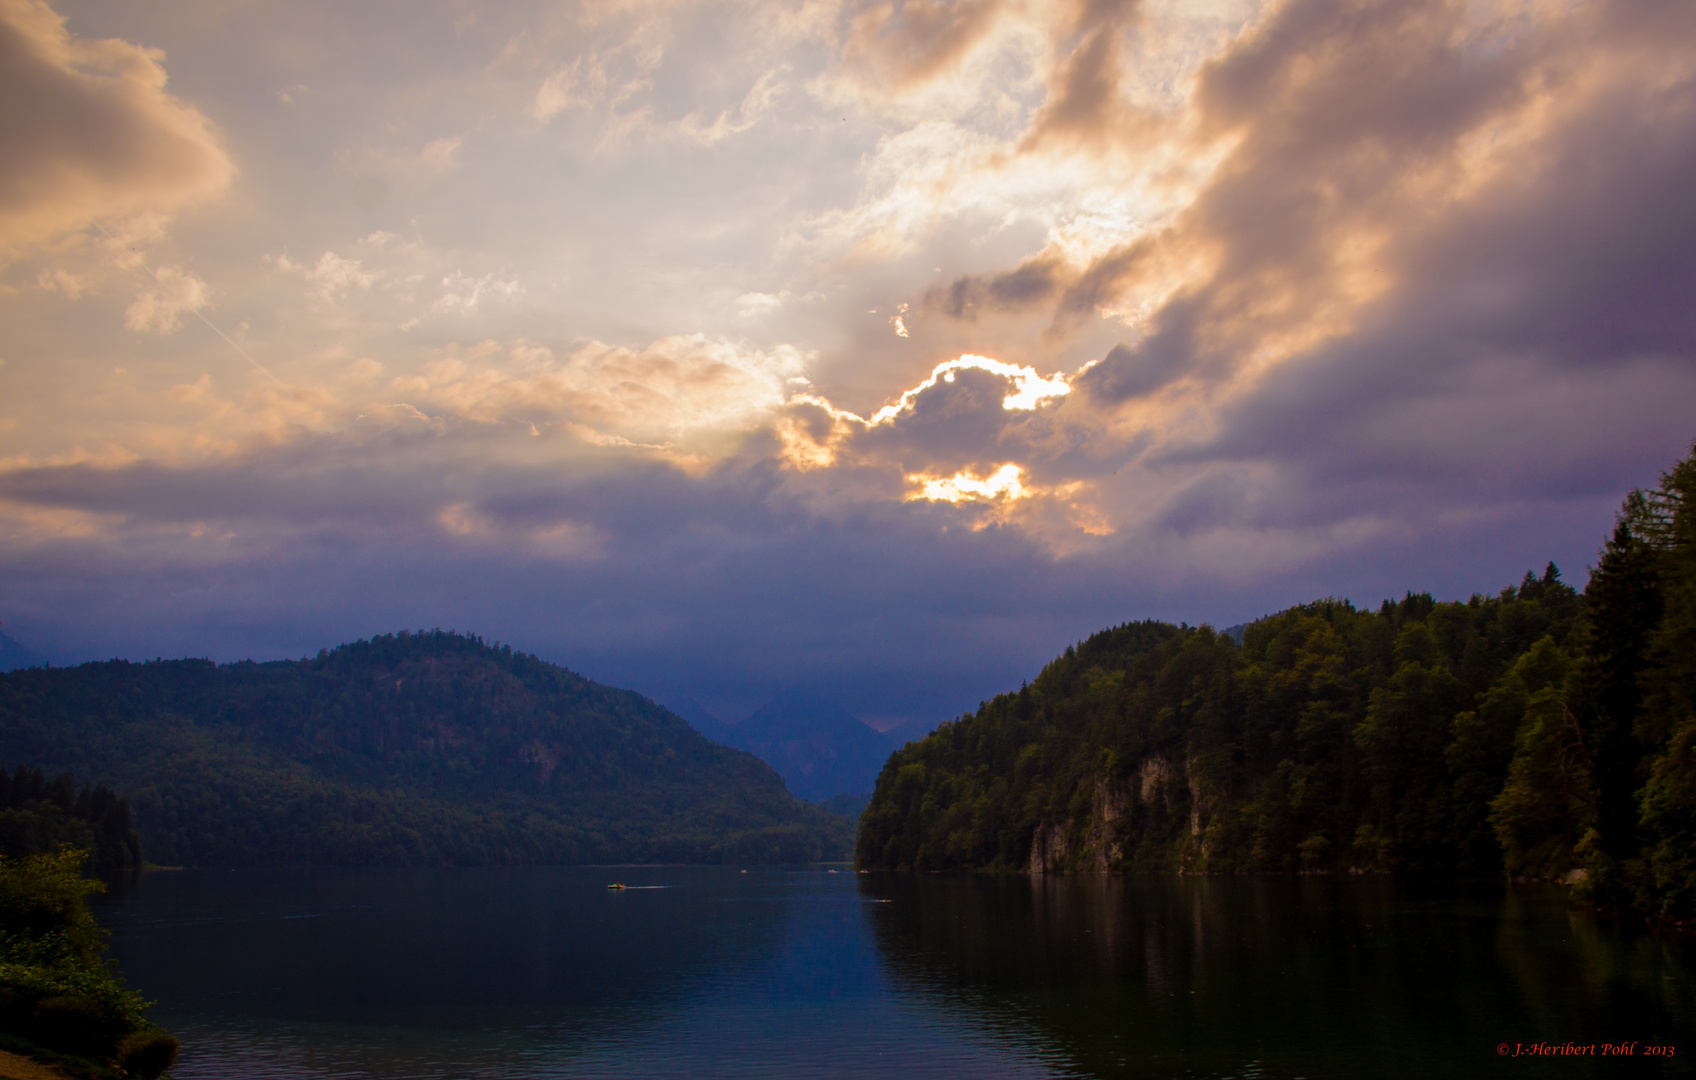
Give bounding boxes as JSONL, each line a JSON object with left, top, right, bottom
{"left": 607, "top": 882, "right": 627, "bottom": 890}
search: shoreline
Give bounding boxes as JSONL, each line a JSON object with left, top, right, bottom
{"left": 0, "top": 1049, "right": 75, "bottom": 1080}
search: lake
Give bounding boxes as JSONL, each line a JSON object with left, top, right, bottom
{"left": 91, "top": 867, "right": 1693, "bottom": 1079}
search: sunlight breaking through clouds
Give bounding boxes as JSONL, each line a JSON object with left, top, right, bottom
{"left": 1, "top": 0, "right": 1693, "bottom": 721}
{"left": 766, "top": 352, "right": 1080, "bottom": 479}
{"left": 867, "top": 355, "right": 1071, "bottom": 425}
{"left": 906, "top": 463, "right": 1028, "bottom": 504}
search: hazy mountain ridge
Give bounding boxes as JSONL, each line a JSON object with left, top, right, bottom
{"left": 668, "top": 697, "right": 741, "bottom": 749}
{"left": 0, "top": 631, "right": 850, "bottom": 866}
{"left": 735, "top": 692, "right": 896, "bottom": 803}
{"left": 0, "top": 630, "right": 39, "bottom": 673}
{"left": 674, "top": 692, "right": 905, "bottom": 803}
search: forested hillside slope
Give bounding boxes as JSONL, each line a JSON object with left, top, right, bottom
{"left": 859, "top": 444, "right": 1696, "bottom": 921}
{"left": 0, "top": 632, "right": 850, "bottom": 866}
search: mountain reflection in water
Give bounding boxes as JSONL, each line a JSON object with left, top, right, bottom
{"left": 861, "top": 873, "right": 1695, "bottom": 1078}
{"left": 91, "top": 868, "right": 1693, "bottom": 1079}
{"left": 94, "top": 866, "right": 1063, "bottom": 1079}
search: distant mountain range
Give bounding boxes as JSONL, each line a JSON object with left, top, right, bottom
{"left": 0, "top": 631, "right": 40, "bottom": 673}
{"left": 672, "top": 692, "right": 931, "bottom": 804}
{"left": 0, "top": 631, "right": 850, "bottom": 866}
{"left": 668, "top": 697, "right": 740, "bottom": 747}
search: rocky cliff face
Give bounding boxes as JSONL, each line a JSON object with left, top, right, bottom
{"left": 1029, "top": 821, "right": 1068, "bottom": 874}
{"left": 1026, "top": 754, "right": 1214, "bottom": 874}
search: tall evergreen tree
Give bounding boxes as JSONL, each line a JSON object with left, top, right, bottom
{"left": 1558, "top": 507, "right": 1662, "bottom": 898}
{"left": 1632, "top": 446, "right": 1696, "bottom": 918}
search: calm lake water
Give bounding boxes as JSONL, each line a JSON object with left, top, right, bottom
{"left": 90, "top": 867, "right": 1693, "bottom": 1079}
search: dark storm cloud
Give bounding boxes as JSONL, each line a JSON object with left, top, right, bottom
{"left": 0, "top": 409, "right": 1661, "bottom": 727}
{"left": 993, "top": 0, "right": 1696, "bottom": 621}
{"left": 853, "top": 365, "right": 1062, "bottom": 464}
{"left": 1074, "top": 0, "right": 1540, "bottom": 400}
{"left": 924, "top": 256, "right": 1061, "bottom": 319}
{"left": 1076, "top": 297, "right": 1199, "bottom": 401}
{"left": 0, "top": 426, "right": 1133, "bottom": 722}
{"left": 1169, "top": 1, "right": 1696, "bottom": 501}
{"left": 1020, "top": 0, "right": 1696, "bottom": 559}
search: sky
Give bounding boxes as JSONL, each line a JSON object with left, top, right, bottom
{"left": 1, "top": 0, "right": 1693, "bottom": 727}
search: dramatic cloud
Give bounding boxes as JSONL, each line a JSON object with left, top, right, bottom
{"left": 0, "top": 0, "right": 1692, "bottom": 723}
{"left": 386, "top": 335, "right": 811, "bottom": 452}
{"left": 0, "top": 0, "right": 233, "bottom": 257}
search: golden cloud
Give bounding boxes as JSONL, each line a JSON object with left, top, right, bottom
{"left": 0, "top": 0, "right": 235, "bottom": 258}
{"left": 906, "top": 462, "right": 1027, "bottom": 502}
{"left": 124, "top": 265, "right": 208, "bottom": 333}
{"left": 386, "top": 335, "right": 812, "bottom": 450}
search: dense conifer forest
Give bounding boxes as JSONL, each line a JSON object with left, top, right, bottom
{"left": 0, "top": 769, "right": 142, "bottom": 878}
{"left": 858, "top": 443, "right": 1696, "bottom": 921}
{"left": 0, "top": 633, "right": 850, "bottom": 866}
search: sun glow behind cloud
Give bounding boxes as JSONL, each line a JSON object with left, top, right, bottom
{"left": 907, "top": 463, "right": 1027, "bottom": 504}
{"left": 759, "top": 352, "right": 1083, "bottom": 493}
{"left": 867, "top": 355, "right": 1072, "bottom": 425}
{"left": 1, "top": 0, "right": 1693, "bottom": 724}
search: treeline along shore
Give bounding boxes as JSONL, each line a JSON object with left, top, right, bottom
{"left": 858, "top": 442, "right": 1696, "bottom": 923}
{"left": 0, "top": 768, "right": 142, "bottom": 878}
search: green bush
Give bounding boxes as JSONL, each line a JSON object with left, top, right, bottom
{"left": 31, "top": 995, "right": 126, "bottom": 1058}
{"left": 0, "top": 847, "right": 170, "bottom": 1074}
{"left": 116, "top": 1029, "right": 180, "bottom": 1080}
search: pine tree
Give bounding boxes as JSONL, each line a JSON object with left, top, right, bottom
{"left": 1634, "top": 446, "right": 1696, "bottom": 918}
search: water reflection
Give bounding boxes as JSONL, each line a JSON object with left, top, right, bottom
{"left": 96, "top": 866, "right": 806, "bottom": 1077}
{"left": 88, "top": 869, "right": 1695, "bottom": 1079}
{"left": 92, "top": 866, "right": 1072, "bottom": 1079}
{"left": 108, "top": 867, "right": 805, "bottom": 1025}
{"left": 860, "top": 874, "right": 1696, "bottom": 1079}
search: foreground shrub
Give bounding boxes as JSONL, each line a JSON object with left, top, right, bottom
{"left": 116, "top": 1029, "right": 180, "bottom": 1080}
{"left": 0, "top": 847, "right": 171, "bottom": 1072}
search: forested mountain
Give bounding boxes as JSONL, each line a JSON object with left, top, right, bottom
{"left": 0, "top": 632, "right": 850, "bottom": 866}
{"left": 859, "top": 444, "right": 1696, "bottom": 922}
{"left": 677, "top": 692, "right": 897, "bottom": 803}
